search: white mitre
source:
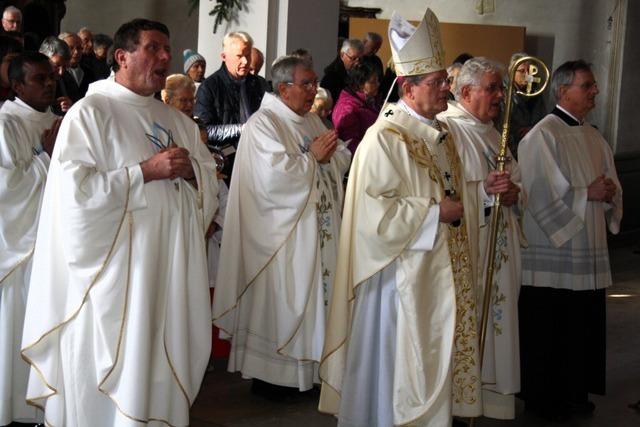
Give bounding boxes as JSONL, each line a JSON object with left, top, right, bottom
{"left": 388, "top": 8, "right": 445, "bottom": 76}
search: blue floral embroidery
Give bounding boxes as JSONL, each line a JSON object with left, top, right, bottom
{"left": 145, "top": 121, "right": 176, "bottom": 152}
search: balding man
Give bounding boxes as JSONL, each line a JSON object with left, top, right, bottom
{"left": 518, "top": 60, "right": 622, "bottom": 421}
{"left": 362, "top": 31, "right": 383, "bottom": 79}
{"left": 2, "top": 6, "right": 21, "bottom": 32}
{"left": 194, "top": 31, "right": 266, "bottom": 182}
{"left": 59, "top": 31, "right": 96, "bottom": 100}
{"left": 321, "top": 38, "right": 363, "bottom": 105}
{"left": 249, "top": 46, "right": 264, "bottom": 75}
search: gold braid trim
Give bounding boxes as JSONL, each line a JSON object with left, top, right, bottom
{"left": 383, "top": 127, "right": 440, "bottom": 184}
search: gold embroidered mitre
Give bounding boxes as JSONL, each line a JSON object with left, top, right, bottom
{"left": 388, "top": 8, "right": 445, "bottom": 76}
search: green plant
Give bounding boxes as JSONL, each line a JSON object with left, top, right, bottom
{"left": 187, "top": 0, "right": 245, "bottom": 33}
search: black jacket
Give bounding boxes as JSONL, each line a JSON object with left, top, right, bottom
{"left": 194, "top": 64, "right": 265, "bottom": 146}
{"left": 194, "top": 64, "right": 265, "bottom": 181}
{"left": 320, "top": 56, "right": 347, "bottom": 105}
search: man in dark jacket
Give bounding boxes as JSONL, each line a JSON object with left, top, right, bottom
{"left": 320, "top": 38, "right": 363, "bottom": 105}
{"left": 194, "top": 31, "right": 265, "bottom": 183}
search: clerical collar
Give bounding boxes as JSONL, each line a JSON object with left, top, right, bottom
{"left": 14, "top": 97, "right": 51, "bottom": 115}
{"left": 553, "top": 105, "right": 583, "bottom": 126}
{"left": 397, "top": 99, "right": 437, "bottom": 128}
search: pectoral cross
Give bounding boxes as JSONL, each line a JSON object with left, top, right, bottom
{"left": 526, "top": 64, "right": 542, "bottom": 94}
{"left": 384, "top": 110, "right": 394, "bottom": 117}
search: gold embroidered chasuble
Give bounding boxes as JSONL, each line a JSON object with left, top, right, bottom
{"left": 319, "top": 104, "right": 483, "bottom": 425}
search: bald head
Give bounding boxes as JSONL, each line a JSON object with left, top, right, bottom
{"left": 250, "top": 47, "right": 264, "bottom": 75}
{"left": 2, "top": 6, "right": 22, "bottom": 32}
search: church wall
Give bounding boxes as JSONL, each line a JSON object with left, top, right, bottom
{"left": 197, "top": 0, "right": 340, "bottom": 80}
{"left": 61, "top": 0, "right": 198, "bottom": 76}
{"left": 346, "top": 0, "right": 625, "bottom": 149}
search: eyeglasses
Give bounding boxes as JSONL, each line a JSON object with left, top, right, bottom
{"left": 286, "top": 79, "right": 319, "bottom": 91}
{"left": 569, "top": 81, "right": 598, "bottom": 90}
{"left": 421, "top": 77, "right": 450, "bottom": 88}
{"left": 343, "top": 51, "right": 361, "bottom": 62}
{"left": 476, "top": 83, "right": 505, "bottom": 94}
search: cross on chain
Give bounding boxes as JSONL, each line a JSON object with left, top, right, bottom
{"left": 525, "top": 64, "right": 542, "bottom": 94}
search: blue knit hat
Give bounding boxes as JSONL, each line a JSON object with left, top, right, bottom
{"left": 183, "top": 49, "right": 206, "bottom": 73}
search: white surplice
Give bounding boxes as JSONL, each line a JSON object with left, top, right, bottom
{"left": 439, "top": 102, "right": 526, "bottom": 419}
{"left": 20, "top": 80, "right": 218, "bottom": 427}
{"left": 518, "top": 114, "right": 622, "bottom": 289}
{"left": 319, "top": 103, "right": 482, "bottom": 427}
{"left": 0, "top": 98, "right": 55, "bottom": 425}
{"left": 213, "top": 93, "right": 350, "bottom": 390}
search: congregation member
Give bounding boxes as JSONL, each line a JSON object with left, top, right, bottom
{"left": 0, "top": 51, "right": 59, "bottom": 427}
{"left": 213, "top": 55, "right": 350, "bottom": 399}
{"left": 92, "top": 33, "right": 113, "bottom": 79}
{"left": 195, "top": 31, "right": 265, "bottom": 182}
{"left": 321, "top": 38, "right": 363, "bottom": 105}
{"left": 446, "top": 62, "right": 462, "bottom": 100}
{"left": 161, "top": 73, "right": 196, "bottom": 117}
{"left": 38, "top": 36, "right": 73, "bottom": 115}
{"left": 249, "top": 46, "right": 264, "bottom": 75}
{"left": 503, "top": 52, "right": 547, "bottom": 158}
{"left": 438, "top": 57, "right": 524, "bottom": 420}
{"left": 1, "top": 6, "right": 21, "bottom": 32}
{"left": 79, "top": 27, "right": 110, "bottom": 80}
{"left": 21, "top": 19, "right": 219, "bottom": 427}
{"left": 183, "top": 48, "right": 206, "bottom": 91}
{"left": 0, "top": 34, "right": 22, "bottom": 106}
{"left": 311, "top": 86, "right": 333, "bottom": 128}
{"left": 518, "top": 59, "right": 622, "bottom": 421}
{"left": 332, "top": 60, "right": 381, "bottom": 153}
{"left": 319, "top": 9, "right": 510, "bottom": 426}
{"left": 361, "top": 31, "right": 383, "bottom": 79}
{"left": 59, "top": 31, "right": 95, "bottom": 101}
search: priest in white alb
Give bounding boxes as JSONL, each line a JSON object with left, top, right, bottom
{"left": 213, "top": 55, "right": 350, "bottom": 396}
{"left": 438, "top": 57, "right": 526, "bottom": 420}
{"left": 20, "top": 20, "right": 218, "bottom": 427}
{"left": 518, "top": 60, "right": 622, "bottom": 420}
{"left": 0, "top": 52, "right": 59, "bottom": 427}
{"left": 318, "top": 10, "right": 511, "bottom": 427}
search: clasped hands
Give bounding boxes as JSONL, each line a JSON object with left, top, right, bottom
{"left": 309, "top": 130, "right": 338, "bottom": 164}
{"left": 141, "top": 143, "right": 195, "bottom": 183}
{"left": 485, "top": 170, "right": 520, "bottom": 207}
{"left": 588, "top": 175, "right": 617, "bottom": 203}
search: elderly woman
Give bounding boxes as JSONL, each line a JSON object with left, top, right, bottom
{"left": 332, "top": 60, "right": 381, "bottom": 153}
{"left": 161, "top": 73, "right": 196, "bottom": 118}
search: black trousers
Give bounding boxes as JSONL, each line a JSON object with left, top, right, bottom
{"left": 519, "top": 286, "right": 606, "bottom": 406}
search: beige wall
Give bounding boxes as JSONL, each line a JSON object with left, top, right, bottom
{"left": 61, "top": 0, "right": 198, "bottom": 75}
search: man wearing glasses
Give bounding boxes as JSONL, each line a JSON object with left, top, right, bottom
{"left": 213, "top": 55, "right": 351, "bottom": 400}
{"left": 518, "top": 60, "right": 622, "bottom": 421}
{"left": 319, "top": 9, "right": 510, "bottom": 427}
{"left": 321, "top": 38, "right": 364, "bottom": 106}
{"left": 503, "top": 52, "right": 547, "bottom": 159}
{"left": 439, "top": 57, "right": 524, "bottom": 421}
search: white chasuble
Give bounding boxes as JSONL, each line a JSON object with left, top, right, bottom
{"left": 439, "top": 102, "right": 526, "bottom": 419}
{"left": 319, "top": 104, "right": 477, "bottom": 426}
{"left": 213, "top": 93, "right": 350, "bottom": 390}
{"left": 518, "top": 114, "right": 622, "bottom": 290}
{"left": 21, "top": 80, "right": 218, "bottom": 427}
{"left": 0, "top": 98, "right": 55, "bottom": 425}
